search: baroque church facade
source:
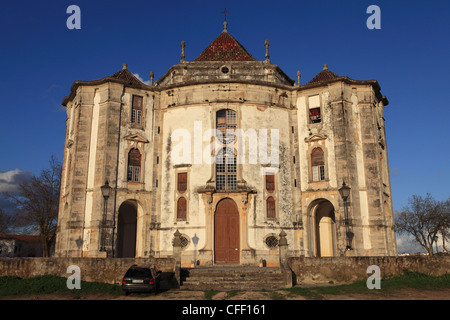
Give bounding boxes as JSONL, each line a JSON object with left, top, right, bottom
{"left": 55, "top": 20, "right": 397, "bottom": 265}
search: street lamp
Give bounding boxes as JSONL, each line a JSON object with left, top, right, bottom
{"left": 339, "top": 181, "right": 353, "bottom": 251}
{"left": 100, "top": 180, "right": 112, "bottom": 252}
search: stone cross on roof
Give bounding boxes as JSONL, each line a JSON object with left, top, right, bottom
{"left": 221, "top": 8, "right": 230, "bottom": 31}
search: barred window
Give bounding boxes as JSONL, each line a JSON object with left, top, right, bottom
{"left": 265, "top": 235, "right": 279, "bottom": 249}
{"left": 127, "top": 148, "right": 141, "bottom": 182}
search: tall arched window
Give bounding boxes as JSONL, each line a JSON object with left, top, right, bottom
{"left": 266, "top": 197, "right": 276, "bottom": 219}
{"left": 216, "top": 147, "right": 237, "bottom": 191}
{"left": 216, "top": 109, "right": 237, "bottom": 191}
{"left": 311, "top": 147, "right": 325, "bottom": 182}
{"left": 177, "top": 197, "right": 187, "bottom": 220}
{"left": 127, "top": 148, "right": 141, "bottom": 182}
{"left": 216, "top": 109, "right": 236, "bottom": 144}
{"left": 131, "top": 95, "right": 143, "bottom": 124}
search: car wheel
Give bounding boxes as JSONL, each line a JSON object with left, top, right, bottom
{"left": 123, "top": 290, "right": 130, "bottom": 296}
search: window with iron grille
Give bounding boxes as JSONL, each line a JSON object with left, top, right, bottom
{"left": 265, "top": 235, "right": 279, "bottom": 249}
{"left": 127, "top": 148, "right": 141, "bottom": 182}
{"left": 216, "top": 147, "right": 237, "bottom": 191}
{"left": 311, "top": 147, "right": 325, "bottom": 182}
{"left": 131, "top": 95, "right": 143, "bottom": 124}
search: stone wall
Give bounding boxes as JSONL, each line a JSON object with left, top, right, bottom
{"left": 288, "top": 256, "right": 450, "bottom": 285}
{"left": 0, "top": 257, "right": 176, "bottom": 285}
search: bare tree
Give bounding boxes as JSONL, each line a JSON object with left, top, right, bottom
{"left": 438, "top": 197, "right": 450, "bottom": 252}
{"left": 395, "top": 193, "right": 443, "bottom": 255}
{"left": 9, "top": 155, "right": 61, "bottom": 257}
{"left": 0, "top": 208, "right": 12, "bottom": 233}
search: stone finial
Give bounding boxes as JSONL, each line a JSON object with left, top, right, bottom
{"left": 279, "top": 230, "right": 288, "bottom": 246}
{"left": 150, "top": 71, "right": 154, "bottom": 86}
{"left": 122, "top": 63, "right": 128, "bottom": 70}
{"left": 264, "top": 39, "right": 270, "bottom": 61}
{"left": 297, "top": 70, "right": 301, "bottom": 86}
{"left": 173, "top": 229, "right": 182, "bottom": 247}
{"left": 223, "top": 20, "right": 228, "bottom": 32}
{"left": 180, "top": 40, "right": 186, "bottom": 62}
{"left": 323, "top": 64, "right": 328, "bottom": 70}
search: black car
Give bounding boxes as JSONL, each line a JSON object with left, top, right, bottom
{"left": 122, "top": 265, "right": 161, "bottom": 296}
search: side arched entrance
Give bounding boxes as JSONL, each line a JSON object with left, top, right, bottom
{"left": 310, "top": 199, "right": 336, "bottom": 257}
{"left": 117, "top": 200, "right": 137, "bottom": 258}
{"left": 214, "top": 198, "right": 240, "bottom": 264}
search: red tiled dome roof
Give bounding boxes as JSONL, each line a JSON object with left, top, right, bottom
{"left": 194, "top": 31, "right": 256, "bottom": 62}
{"left": 307, "top": 65, "right": 339, "bottom": 84}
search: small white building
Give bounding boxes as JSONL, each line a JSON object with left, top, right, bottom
{"left": 0, "top": 234, "right": 43, "bottom": 257}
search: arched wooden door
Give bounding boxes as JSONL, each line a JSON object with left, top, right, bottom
{"left": 214, "top": 198, "right": 240, "bottom": 264}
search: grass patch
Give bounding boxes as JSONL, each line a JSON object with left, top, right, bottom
{"left": 269, "top": 291, "right": 287, "bottom": 300}
{"left": 226, "top": 290, "right": 240, "bottom": 299}
{"left": 380, "top": 270, "right": 450, "bottom": 291}
{"left": 204, "top": 289, "right": 221, "bottom": 300}
{"left": 285, "top": 271, "right": 450, "bottom": 299}
{"left": 0, "top": 275, "right": 122, "bottom": 299}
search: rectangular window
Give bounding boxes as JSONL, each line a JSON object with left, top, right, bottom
{"left": 216, "top": 174, "right": 226, "bottom": 190}
{"left": 227, "top": 174, "right": 237, "bottom": 190}
{"left": 309, "top": 107, "right": 321, "bottom": 124}
{"left": 128, "top": 166, "right": 140, "bottom": 182}
{"left": 319, "top": 165, "right": 325, "bottom": 181}
{"left": 134, "top": 167, "right": 140, "bottom": 182}
{"left": 127, "top": 166, "right": 133, "bottom": 181}
{"left": 312, "top": 165, "right": 325, "bottom": 182}
{"left": 266, "top": 174, "right": 275, "bottom": 193}
{"left": 177, "top": 172, "right": 187, "bottom": 193}
{"left": 227, "top": 156, "right": 236, "bottom": 173}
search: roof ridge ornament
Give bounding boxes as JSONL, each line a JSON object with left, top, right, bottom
{"left": 264, "top": 39, "right": 270, "bottom": 62}
{"left": 180, "top": 40, "right": 186, "bottom": 62}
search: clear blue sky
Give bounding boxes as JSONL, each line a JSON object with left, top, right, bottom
{"left": 0, "top": 0, "right": 449, "bottom": 213}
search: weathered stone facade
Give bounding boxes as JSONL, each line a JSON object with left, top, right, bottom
{"left": 56, "top": 24, "right": 396, "bottom": 266}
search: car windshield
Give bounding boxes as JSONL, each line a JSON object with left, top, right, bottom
{"left": 125, "top": 268, "right": 151, "bottom": 278}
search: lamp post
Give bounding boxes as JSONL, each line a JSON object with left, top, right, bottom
{"left": 100, "top": 180, "right": 112, "bottom": 252}
{"left": 339, "top": 181, "right": 353, "bottom": 251}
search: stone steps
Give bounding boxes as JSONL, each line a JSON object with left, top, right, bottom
{"left": 180, "top": 266, "right": 287, "bottom": 291}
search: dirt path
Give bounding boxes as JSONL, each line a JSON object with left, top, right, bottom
{"left": 4, "top": 288, "right": 450, "bottom": 300}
